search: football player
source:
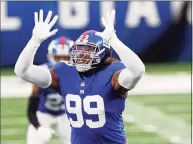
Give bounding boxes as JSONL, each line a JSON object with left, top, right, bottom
{"left": 15, "top": 9, "right": 145, "bottom": 144}
{"left": 26, "top": 36, "right": 73, "bottom": 144}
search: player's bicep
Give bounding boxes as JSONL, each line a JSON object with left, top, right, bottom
{"left": 112, "top": 68, "right": 143, "bottom": 98}
{"left": 111, "top": 69, "right": 129, "bottom": 98}
{"left": 49, "top": 69, "right": 60, "bottom": 91}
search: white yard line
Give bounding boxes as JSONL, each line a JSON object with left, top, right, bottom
{"left": 1, "top": 73, "right": 191, "bottom": 98}
{"left": 128, "top": 73, "right": 191, "bottom": 95}
{"left": 123, "top": 100, "right": 191, "bottom": 144}
{"left": 1, "top": 77, "right": 32, "bottom": 98}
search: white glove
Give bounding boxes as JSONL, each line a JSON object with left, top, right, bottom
{"left": 37, "top": 126, "right": 55, "bottom": 143}
{"left": 32, "top": 9, "right": 58, "bottom": 44}
{"left": 101, "top": 9, "right": 116, "bottom": 44}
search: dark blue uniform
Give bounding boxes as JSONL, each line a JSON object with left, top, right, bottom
{"left": 38, "top": 63, "right": 65, "bottom": 116}
{"left": 53, "top": 61, "right": 127, "bottom": 144}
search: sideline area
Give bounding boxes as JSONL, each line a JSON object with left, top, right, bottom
{"left": 1, "top": 72, "right": 191, "bottom": 98}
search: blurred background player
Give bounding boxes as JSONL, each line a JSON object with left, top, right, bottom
{"left": 26, "top": 36, "right": 74, "bottom": 144}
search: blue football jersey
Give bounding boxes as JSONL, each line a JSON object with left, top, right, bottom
{"left": 38, "top": 63, "right": 65, "bottom": 116}
{"left": 53, "top": 61, "right": 127, "bottom": 144}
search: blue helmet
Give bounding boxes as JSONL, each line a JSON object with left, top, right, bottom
{"left": 70, "top": 30, "right": 112, "bottom": 72}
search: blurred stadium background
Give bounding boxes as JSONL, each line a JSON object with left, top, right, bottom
{"left": 0, "top": 1, "right": 192, "bottom": 144}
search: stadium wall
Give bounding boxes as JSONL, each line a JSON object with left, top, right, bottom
{"left": 0, "top": 1, "right": 192, "bottom": 66}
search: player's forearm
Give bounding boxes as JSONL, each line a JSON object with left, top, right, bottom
{"left": 27, "top": 96, "right": 40, "bottom": 129}
{"left": 14, "top": 38, "right": 52, "bottom": 88}
{"left": 14, "top": 37, "right": 39, "bottom": 76}
{"left": 109, "top": 35, "right": 145, "bottom": 89}
{"left": 109, "top": 35, "right": 145, "bottom": 76}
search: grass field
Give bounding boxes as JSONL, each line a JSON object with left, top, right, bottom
{"left": 1, "top": 93, "right": 191, "bottom": 144}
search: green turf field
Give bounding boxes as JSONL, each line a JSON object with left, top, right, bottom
{"left": 1, "top": 93, "right": 191, "bottom": 144}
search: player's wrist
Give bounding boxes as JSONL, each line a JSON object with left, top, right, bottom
{"left": 30, "top": 36, "right": 42, "bottom": 46}
{"left": 24, "top": 37, "right": 41, "bottom": 53}
{"left": 109, "top": 34, "right": 120, "bottom": 50}
{"left": 108, "top": 33, "right": 117, "bottom": 43}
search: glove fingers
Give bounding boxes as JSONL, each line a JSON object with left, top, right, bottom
{"left": 101, "top": 17, "right": 107, "bottom": 28}
{"left": 106, "top": 11, "right": 111, "bottom": 24}
{"left": 34, "top": 12, "right": 38, "bottom": 24}
{"left": 49, "top": 15, "right": 58, "bottom": 29}
{"left": 110, "top": 9, "right": 115, "bottom": 26}
{"left": 39, "top": 9, "right": 43, "bottom": 22}
{"left": 49, "top": 29, "right": 58, "bottom": 37}
{"left": 106, "top": 11, "right": 109, "bottom": 25}
{"left": 45, "top": 11, "right": 52, "bottom": 24}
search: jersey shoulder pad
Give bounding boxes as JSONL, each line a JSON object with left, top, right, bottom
{"left": 108, "top": 60, "right": 126, "bottom": 72}
{"left": 53, "top": 61, "right": 71, "bottom": 76}
{"left": 60, "top": 61, "right": 73, "bottom": 66}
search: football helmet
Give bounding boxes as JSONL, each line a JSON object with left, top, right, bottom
{"left": 70, "top": 30, "right": 112, "bottom": 72}
{"left": 47, "top": 36, "right": 74, "bottom": 65}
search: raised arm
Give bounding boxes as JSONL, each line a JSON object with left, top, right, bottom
{"left": 101, "top": 10, "right": 145, "bottom": 95}
{"left": 14, "top": 10, "right": 58, "bottom": 88}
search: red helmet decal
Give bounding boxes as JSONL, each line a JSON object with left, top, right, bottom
{"left": 60, "top": 36, "right": 66, "bottom": 49}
